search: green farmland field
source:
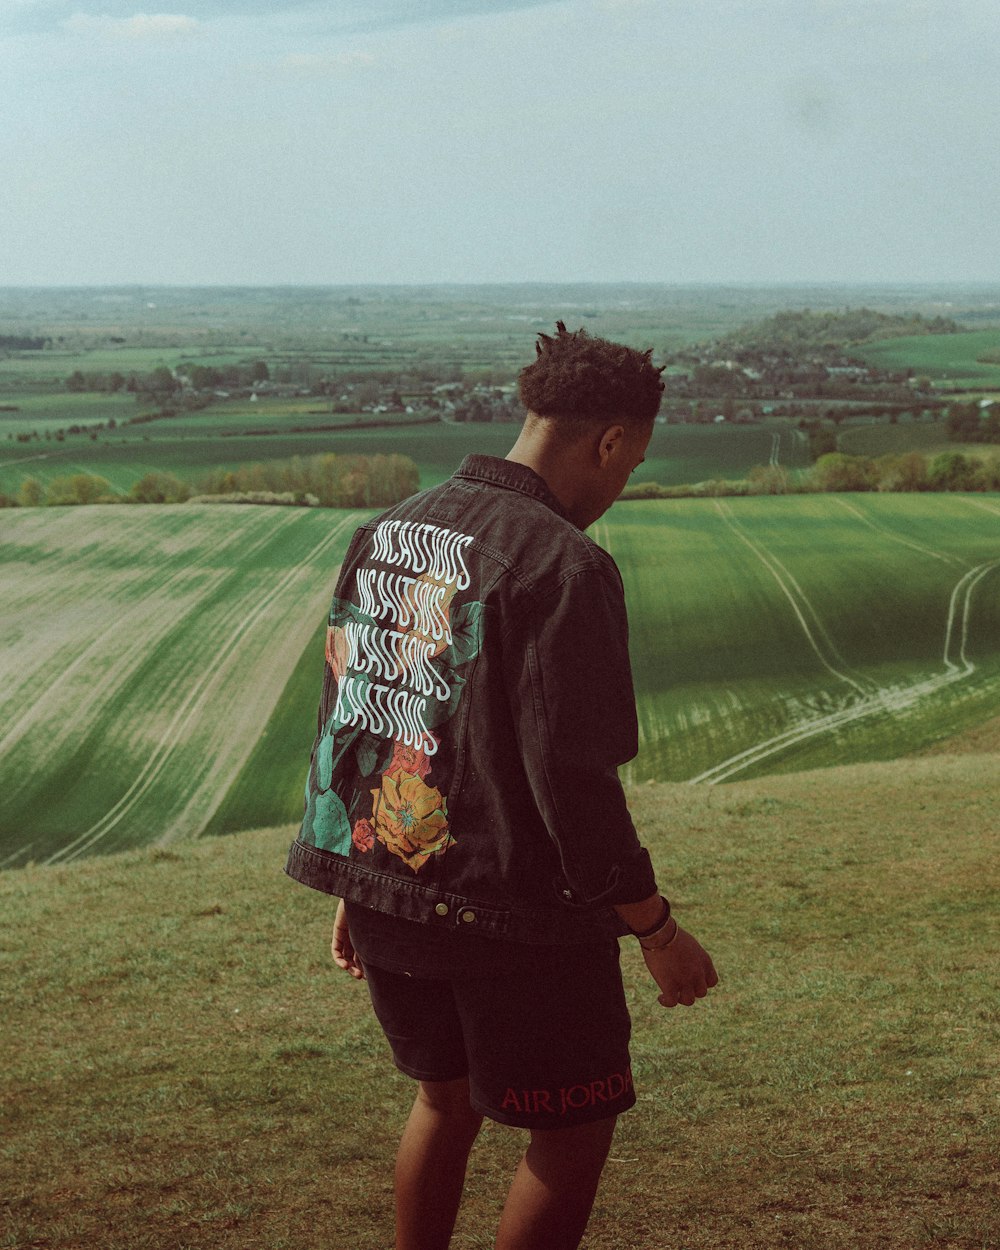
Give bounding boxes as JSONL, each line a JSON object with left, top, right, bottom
{"left": 854, "top": 329, "right": 1000, "bottom": 389}
{"left": 0, "top": 506, "right": 367, "bottom": 868}
{"left": 2, "top": 493, "right": 999, "bottom": 868}
{"left": 602, "top": 493, "right": 1000, "bottom": 784}
{"left": 0, "top": 415, "right": 809, "bottom": 496}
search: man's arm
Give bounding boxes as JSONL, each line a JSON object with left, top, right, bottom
{"left": 502, "top": 562, "right": 658, "bottom": 906}
{"left": 331, "top": 898, "right": 365, "bottom": 980}
{"left": 506, "top": 561, "right": 718, "bottom": 1004}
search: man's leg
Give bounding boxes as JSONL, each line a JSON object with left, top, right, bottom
{"left": 395, "top": 1076, "right": 484, "bottom": 1250}
{"left": 494, "top": 1115, "right": 617, "bottom": 1250}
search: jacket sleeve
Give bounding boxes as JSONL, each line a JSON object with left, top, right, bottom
{"left": 503, "top": 559, "right": 658, "bottom": 908}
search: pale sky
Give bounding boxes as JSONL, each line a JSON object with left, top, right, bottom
{"left": 2, "top": 0, "right": 998, "bottom": 285}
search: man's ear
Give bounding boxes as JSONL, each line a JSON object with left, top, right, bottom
{"left": 597, "top": 424, "right": 626, "bottom": 467}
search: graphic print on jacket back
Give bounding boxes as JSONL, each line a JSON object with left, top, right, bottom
{"left": 300, "top": 518, "right": 484, "bottom": 873}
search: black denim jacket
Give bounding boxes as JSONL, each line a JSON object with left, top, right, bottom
{"left": 283, "top": 455, "right": 658, "bottom": 944}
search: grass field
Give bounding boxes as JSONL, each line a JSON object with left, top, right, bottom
{"left": 604, "top": 494, "right": 1000, "bottom": 785}
{"left": 0, "top": 416, "right": 810, "bottom": 496}
{"left": 0, "top": 506, "right": 365, "bottom": 868}
{"left": 1, "top": 754, "right": 996, "bottom": 1249}
{"left": 854, "top": 329, "right": 1000, "bottom": 389}
{"left": 835, "top": 418, "right": 1000, "bottom": 465}
{"left": 2, "top": 493, "right": 998, "bottom": 868}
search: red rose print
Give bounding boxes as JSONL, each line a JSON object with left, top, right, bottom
{"left": 387, "top": 736, "right": 435, "bottom": 781}
{"left": 352, "top": 818, "right": 375, "bottom": 852}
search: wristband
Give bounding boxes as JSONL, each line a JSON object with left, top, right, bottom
{"left": 638, "top": 915, "right": 679, "bottom": 952}
{"left": 628, "top": 895, "right": 670, "bottom": 939}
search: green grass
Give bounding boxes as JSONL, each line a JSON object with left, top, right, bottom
{"left": 854, "top": 330, "right": 1000, "bottom": 388}
{"left": 1, "top": 754, "right": 996, "bottom": 1249}
{"left": 0, "top": 391, "right": 138, "bottom": 435}
{"left": 4, "top": 494, "right": 1000, "bottom": 868}
{"left": 0, "top": 506, "right": 366, "bottom": 868}
{"left": 598, "top": 493, "right": 1000, "bottom": 784}
{"left": 0, "top": 346, "right": 260, "bottom": 388}
{"left": 203, "top": 615, "right": 326, "bottom": 837}
{"left": 835, "top": 418, "right": 1000, "bottom": 465}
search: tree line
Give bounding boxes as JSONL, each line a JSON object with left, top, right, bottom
{"left": 620, "top": 449, "right": 1000, "bottom": 500}
{"left": 3, "top": 452, "right": 419, "bottom": 510}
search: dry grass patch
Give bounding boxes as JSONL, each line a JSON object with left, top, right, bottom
{"left": 1, "top": 755, "right": 997, "bottom": 1249}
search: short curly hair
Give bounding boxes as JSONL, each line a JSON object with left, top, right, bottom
{"left": 518, "top": 321, "right": 664, "bottom": 426}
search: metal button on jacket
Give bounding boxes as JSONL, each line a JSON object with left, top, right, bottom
{"left": 460, "top": 909, "right": 476, "bottom": 924}
{"left": 434, "top": 903, "right": 449, "bottom": 917}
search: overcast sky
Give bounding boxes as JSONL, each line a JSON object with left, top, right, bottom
{"left": 2, "top": 0, "right": 998, "bottom": 285}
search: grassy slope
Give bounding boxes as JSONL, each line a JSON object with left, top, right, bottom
{"left": 1, "top": 755, "right": 996, "bottom": 1250}
{"left": 837, "top": 418, "right": 1000, "bottom": 460}
{"left": 203, "top": 615, "right": 326, "bottom": 837}
{"left": 607, "top": 494, "right": 1000, "bottom": 783}
{"left": 4, "top": 495, "right": 998, "bottom": 867}
{"left": 0, "top": 506, "right": 363, "bottom": 866}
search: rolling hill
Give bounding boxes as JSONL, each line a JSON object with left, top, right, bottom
{"left": 2, "top": 492, "right": 998, "bottom": 867}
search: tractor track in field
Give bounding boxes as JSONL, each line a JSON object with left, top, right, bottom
{"left": 44, "top": 511, "right": 361, "bottom": 865}
{"left": 714, "top": 499, "right": 874, "bottom": 695}
{"left": 689, "top": 504, "right": 1000, "bottom": 784}
{"left": 830, "top": 497, "right": 968, "bottom": 568}
{"left": 0, "top": 512, "right": 296, "bottom": 766}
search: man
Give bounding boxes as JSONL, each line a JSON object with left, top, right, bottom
{"left": 285, "top": 322, "right": 718, "bottom": 1250}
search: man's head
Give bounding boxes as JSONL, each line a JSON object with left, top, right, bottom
{"left": 518, "top": 321, "right": 665, "bottom": 430}
{"left": 509, "top": 322, "right": 664, "bottom": 529}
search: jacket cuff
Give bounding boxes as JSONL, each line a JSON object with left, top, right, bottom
{"left": 555, "top": 847, "right": 658, "bottom": 910}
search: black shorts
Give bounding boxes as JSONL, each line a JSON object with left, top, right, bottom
{"left": 362, "top": 940, "right": 635, "bottom": 1130}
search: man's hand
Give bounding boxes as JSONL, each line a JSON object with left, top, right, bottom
{"left": 331, "top": 898, "right": 365, "bottom": 980}
{"left": 641, "top": 926, "right": 718, "bottom": 1008}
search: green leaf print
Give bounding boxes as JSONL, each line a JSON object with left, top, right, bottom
{"left": 310, "top": 789, "right": 351, "bottom": 854}
{"left": 447, "top": 601, "right": 485, "bottom": 666}
{"left": 355, "top": 731, "right": 391, "bottom": 779}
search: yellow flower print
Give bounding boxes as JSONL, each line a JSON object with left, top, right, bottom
{"left": 371, "top": 771, "right": 454, "bottom": 873}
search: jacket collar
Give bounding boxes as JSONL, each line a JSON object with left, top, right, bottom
{"left": 453, "top": 455, "right": 570, "bottom": 521}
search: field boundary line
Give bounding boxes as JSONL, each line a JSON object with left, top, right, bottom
{"left": 44, "top": 511, "right": 362, "bottom": 865}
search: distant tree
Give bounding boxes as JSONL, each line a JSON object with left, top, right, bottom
{"left": 45, "top": 473, "right": 113, "bottom": 505}
{"left": 876, "top": 452, "right": 928, "bottom": 493}
{"left": 142, "top": 366, "right": 179, "bottom": 403}
{"left": 928, "top": 452, "right": 978, "bottom": 491}
{"left": 129, "top": 471, "right": 191, "bottom": 504}
{"left": 18, "top": 477, "right": 44, "bottom": 507}
{"left": 971, "top": 453, "right": 1000, "bottom": 491}
{"left": 250, "top": 360, "right": 270, "bottom": 383}
{"left": 747, "top": 464, "right": 789, "bottom": 495}
{"left": 66, "top": 370, "right": 86, "bottom": 392}
{"left": 811, "top": 453, "right": 878, "bottom": 492}
{"left": 947, "top": 401, "right": 982, "bottom": 442}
